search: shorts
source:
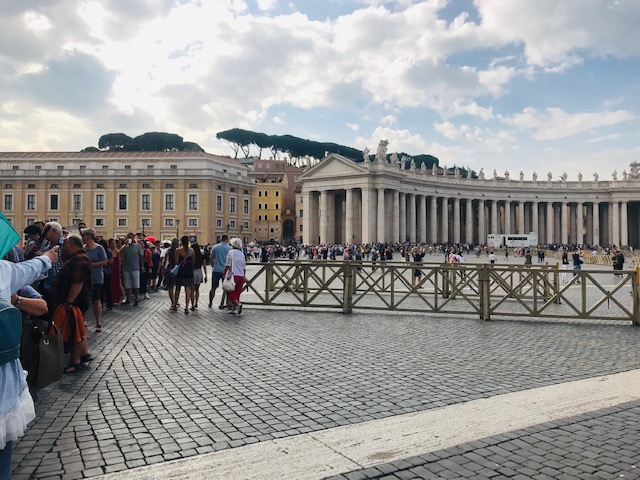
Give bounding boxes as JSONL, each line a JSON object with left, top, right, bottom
{"left": 92, "top": 284, "right": 103, "bottom": 302}
{"left": 212, "top": 271, "right": 225, "bottom": 289}
{"left": 122, "top": 270, "right": 140, "bottom": 290}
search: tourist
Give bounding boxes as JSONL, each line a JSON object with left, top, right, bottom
{"left": 0, "top": 247, "right": 59, "bottom": 478}
{"left": 572, "top": 248, "right": 583, "bottom": 283}
{"left": 121, "top": 233, "right": 143, "bottom": 306}
{"left": 173, "top": 236, "right": 195, "bottom": 314}
{"left": 488, "top": 251, "right": 497, "bottom": 264}
{"left": 412, "top": 246, "right": 425, "bottom": 287}
{"left": 165, "top": 239, "right": 179, "bottom": 310}
{"left": 99, "top": 239, "right": 113, "bottom": 311}
{"left": 224, "top": 238, "right": 247, "bottom": 315}
{"left": 107, "top": 238, "right": 122, "bottom": 306}
{"left": 561, "top": 250, "right": 570, "bottom": 282}
{"left": 37, "top": 222, "right": 65, "bottom": 310}
{"left": 191, "top": 243, "right": 206, "bottom": 310}
{"left": 81, "top": 228, "right": 107, "bottom": 332}
{"left": 150, "top": 241, "right": 161, "bottom": 291}
{"left": 139, "top": 240, "right": 152, "bottom": 299}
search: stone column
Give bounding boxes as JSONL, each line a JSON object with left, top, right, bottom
{"left": 441, "top": 197, "right": 449, "bottom": 244}
{"left": 453, "top": 198, "right": 461, "bottom": 244}
{"left": 576, "top": 202, "right": 583, "bottom": 245}
{"left": 569, "top": 204, "right": 577, "bottom": 244}
{"left": 612, "top": 201, "right": 620, "bottom": 247}
{"left": 430, "top": 196, "right": 438, "bottom": 243}
{"left": 377, "top": 188, "right": 386, "bottom": 242}
{"left": 302, "top": 190, "right": 312, "bottom": 245}
{"left": 532, "top": 202, "right": 539, "bottom": 240}
{"left": 392, "top": 190, "right": 400, "bottom": 243}
{"left": 621, "top": 201, "right": 628, "bottom": 246}
{"left": 345, "top": 188, "right": 354, "bottom": 245}
{"left": 491, "top": 200, "right": 498, "bottom": 235}
{"left": 465, "top": 199, "right": 473, "bottom": 244}
{"left": 399, "top": 192, "right": 406, "bottom": 243}
{"left": 561, "top": 201, "right": 568, "bottom": 245}
{"left": 361, "top": 188, "right": 372, "bottom": 244}
{"left": 593, "top": 202, "right": 600, "bottom": 247}
{"left": 478, "top": 199, "right": 486, "bottom": 245}
{"left": 418, "top": 195, "right": 427, "bottom": 243}
{"left": 319, "top": 190, "right": 329, "bottom": 244}
{"left": 546, "top": 202, "right": 553, "bottom": 245}
{"left": 518, "top": 201, "right": 525, "bottom": 234}
{"left": 504, "top": 200, "right": 511, "bottom": 235}
{"left": 408, "top": 194, "right": 417, "bottom": 243}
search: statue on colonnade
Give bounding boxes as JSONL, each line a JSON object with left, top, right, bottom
{"left": 375, "top": 140, "right": 388, "bottom": 163}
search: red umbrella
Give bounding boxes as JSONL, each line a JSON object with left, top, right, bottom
{"left": 145, "top": 236, "right": 157, "bottom": 243}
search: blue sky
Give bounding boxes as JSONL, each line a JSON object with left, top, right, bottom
{"left": 1, "top": 0, "right": 639, "bottom": 178}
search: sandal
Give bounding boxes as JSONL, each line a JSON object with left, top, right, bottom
{"left": 63, "top": 363, "right": 82, "bottom": 375}
{"left": 80, "top": 354, "right": 94, "bottom": 363}
{"left": 184, "top": 308, "right": 189, "bottom": 315}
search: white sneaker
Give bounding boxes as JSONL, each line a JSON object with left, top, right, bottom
{"left": 144, "top": 293, "right": 150, "bottom": 299}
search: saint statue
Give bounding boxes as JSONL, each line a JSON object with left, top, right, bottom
{"left": 362, "top": 147, "right": 370, "bottom": 163}
{"left": 623, "top": 170, "right": 628, "bottom": 181}
{"left": 454, "top": 166, "right": 460, "bottom": 178}
{"left": 410, "top": 159, "right": 416, "bottom": 172}
{"left": 578, "top": 172, "right": 583, "bottom": 182}
{"left": 593, "top": 172, "right": 599, "bottom": 182}
{"left": 532, "top": 172, "right": 538, "bottom": 182}
{"left": 612, "top": 170, "right": 618, "bottom": 181}
{"left": 478, "top": 168, "right": 485, "bottom": 180}
{"left": 504, "top": 170, "right": 510, "bottom": 181}
{"left": 492, "top": 169, "right": 497, "bottom": 180}
{"left": 375, "top": 140, "right": 388, "bottom": 163}
{"left": 547, "top": 172, "right": 553, "bottom": 181}
{"left": 390, "top": 152, "right": 398, "bottom": 166}
{"left": 519, "top": 171, "right": 524, "bottom": 182}
{"left": 431, "top": 163, "right": 437, "bottom": 176}
{"left": 560, "top": 172, "right": 567, "bottom": 182}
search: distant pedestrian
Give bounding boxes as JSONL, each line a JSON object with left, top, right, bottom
{"left": 224, "top": 238, "right": 247, "bottom": 315}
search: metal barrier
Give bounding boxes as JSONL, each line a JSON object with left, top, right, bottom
{"left": 241, "top": 261, "right": 640, "bottom": 324}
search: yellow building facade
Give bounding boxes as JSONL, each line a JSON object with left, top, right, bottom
{"left": 0, "top": 151, "right": 254, "bottom": 245}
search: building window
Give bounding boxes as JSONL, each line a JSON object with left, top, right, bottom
{"left": 244, "top": 189, "right": 249, "bottom": 195}
{"left": 50, "top": 184, "right": 59, "bottom": 189}
{"left": 27, "top": 195, "right": 35, "bottom": 210}
{"left": 165, "top": 194, "right": 174, "bottom": 211}
{"left": 141, "top": 194, "right": 151, "bottom": 211}
{"left": 27, "top": 184, "right": 35, "bottom": 189}
{"left": 188, "top": 218, "right": 198, "bottom": 227}
{"left": 243, "top": 199, "right": 249, "bottom": 214}
{"left": 299, "top": 209, "right": 303, "bottom": 218}
{"left": 141, "top": 218, "right": 150, "bottom": 227}
{"left": 102, "top": 165, "right": 109, "bottom": 170}
{"left": 35, "top": 166, "right": 41, "bottom": 170}
{"left": 119, "top": 183, "right": 128, "bottom": 188}
{"left": 147, "top": 165, "right": 154, "bottom": 170}
{"left": 275, "top": 203, "right": 279, "bottom": 210}
{"left": 95, "top": 218, "right": 104, "bottom": 227}
{"left": 73, "top": 184, "right": 81, "bottom": 189}
{"left": 230, "top": 198, "right": 236, "bottom": 213}
{"left": 96, "top": 183, "right": 104, "bottom": 189}
{"left": 118, "top": 194, "right": 127, "bottom": 210}
{"left": 216, "top": 195, "right": 222, "bottom": 212}
{"left": 170, "top": 165, "right": 177, "bottom": 170}
{"left": 165, "top": 218, "right": 174, "bottom": 227}
{"left": 188, "top": 194, "right": 198, "bottom": 211}
{"left": 264, "top": 214, "right": 268, "bottom": 221}
{"left": 124, "top": 165, "right": 132, "bottom": 170}
{"left": 50, "top": 194, "right": 59, "bottom": 210}
{"left": 243, "top": 221, "right": 249, "bottom": 229}
{"left": 3, "top": 184, "right": 12, "bottom": 189}
{"left": 258, "top": 191, "right": 262, "bottom": 197}
{"left": 26, "top": 218, "right": 35, "bottom": 226}
{"left": 73, "top": 194, "right": 82, "bottom": 211}
{"left": 275, "top": 215, "right": 279, "bottom": 221}
{"left": 275, "top": 191, "right": 280, "bottom": 197}
{"left": 79, "top": 165, "right": 86, "bottom": 170}
{"left": 57, "top": 165, "right": 64, "bottom": 170}
{"left": 264, "top": 191, "right": 268, "bottom": 197}
{"left": 4, "top": 194, "right": 13, "bottom": 211}
{"left": 258, "top": 215, "right": 262, "bottom": 221}
{"left": 258, "top": 203, "right": 262, "bottom": 210}
{"left": 189, "top": 183, "right": 198, "bottom": 188}
{"left": 299, "top": 225, "right": 303, "bottom": 232}
{"left": 165, "top": 183, "right": 174, "bottom": 189}
{"left": 216, "top": 219, "right": 222, "bottom": 228}
{"left": 95, "top": 194, "right": 105, "bottom": 211}
{"left": 230, "top": 187, "right": 235, "bottom": 192}
{"left": 118, "top": 218, "right": 128, "bottom": 227}
{"left": 230, "top": 220, "right": 236, "bottom": 228}
{"left": 142, "top": 183, "right": 151, "bottom": 189}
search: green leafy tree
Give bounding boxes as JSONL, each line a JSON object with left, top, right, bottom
{"left": 98, "top": 133, "right": 133, "bottom": 150}
{"left": 81, "top": 146, "right": 99, "bottom": 152}
{"left": 131, "top": 132, "right": 184, "bottom": 151}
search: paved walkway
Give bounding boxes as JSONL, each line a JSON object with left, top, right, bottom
{"left": 10, "top": 266, "right": 640, "bottom": 479}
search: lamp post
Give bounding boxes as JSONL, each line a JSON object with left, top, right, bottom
{"left": 142, "top": 220, "right": 145, "bottom": 238}
{"left": 176, "top": 219, "right": 179, "bottom": 239}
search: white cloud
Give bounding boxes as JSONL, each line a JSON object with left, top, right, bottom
{"left": 587, "top": 133, "right": 622, "bottom": 144}
{"left": 272, "top": 115, "right": 284, "bottom": 124}
{"left": 380, "top": 114, "right": 396, "bottom": 126}
{"left": 506, "top": 107, "right": 636, "bottom": 141}
{"left": 256, "top": 0, "right": 277, "bottom": 11}
{"left": 346, "top": 123, "right": 359, "bottom": 132}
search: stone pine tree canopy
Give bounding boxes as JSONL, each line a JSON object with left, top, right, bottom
{"left": 82, "top": 132, "right": 205, "bottom": 152}
{"left": 215, "top": 128, "right": 442, "bottom": 170}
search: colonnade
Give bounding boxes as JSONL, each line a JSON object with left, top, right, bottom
{"left": 303, "top": 187, "right": 632, "bottom": 247}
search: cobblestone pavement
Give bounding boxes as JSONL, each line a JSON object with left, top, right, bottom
{"left": 11, "top": 274, "right": 640, "bottom": 479}
{"left": 326, "top": 400, "right": 640, "bottom": 480}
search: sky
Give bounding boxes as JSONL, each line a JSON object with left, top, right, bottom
{"left": 1, "top": 0, "right": 639, "bottom": 178}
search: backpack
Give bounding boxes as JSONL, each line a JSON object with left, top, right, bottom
{"left": 0, "top": 300, "right": 22, "bottom": 367}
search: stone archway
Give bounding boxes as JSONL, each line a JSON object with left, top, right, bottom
{"left": 283, "top": 219, "right": 295, "bottom": 245}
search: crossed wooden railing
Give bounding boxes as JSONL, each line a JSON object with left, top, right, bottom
{"left": 241, "top": 261, "right": 640, "bottom": 324}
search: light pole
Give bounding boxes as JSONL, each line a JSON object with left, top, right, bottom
{"left": 142, "top": 219, "right": 145, "bottom": 238}
{"left": 176, "top": 219, "right": 179, "bottom": 239}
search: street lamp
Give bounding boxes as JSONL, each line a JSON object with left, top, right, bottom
{"left": 176, "top": 219, "right": 180, "bottom": 239}
{"left": 142, "top": 219, "right": 145, "bottom": 237}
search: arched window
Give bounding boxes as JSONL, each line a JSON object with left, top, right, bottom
{"left": 258, "top": 215, "right": 262, "bottom": 221}
{"left": 275, "top": 191, "right": 280, "bottom": 197}
{"left": 258, "top": 191, "right": 262, "bottom": 197}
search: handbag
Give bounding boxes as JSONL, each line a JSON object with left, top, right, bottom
{"left": 0, "top": 300, "right": 21, "bottom": 367}
{"left": 222, "top": 275, "right": 236, "bottom": 292}
{"left": 20, "top": 318, "right": 64, "bottom": 391}
{"left": 170, "top": 264, "right": 180, "bottom": 276}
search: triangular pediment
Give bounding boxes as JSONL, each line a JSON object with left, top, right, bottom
{"left": 298, "top": 153, "right": 369, "bottom": 180}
